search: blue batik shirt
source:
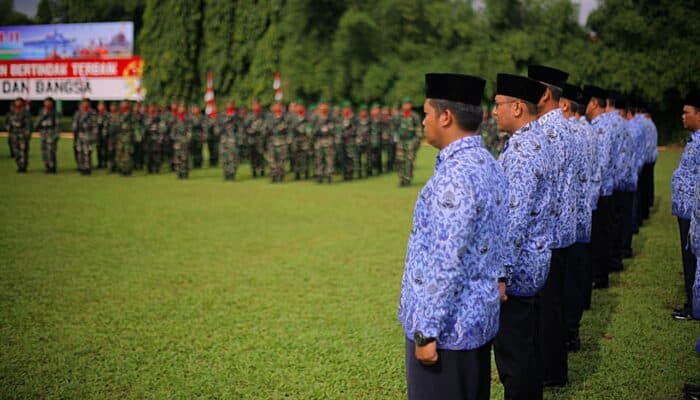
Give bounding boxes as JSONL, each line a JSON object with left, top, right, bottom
{"left": 627, "top": 117, "right": 647, "bottom": 175}
{"left": 399, "top": 135, "right": 508, "bottom": 351}
{"left": 591, "top": 113, "right": 615, "bottom": 197}
{"left": 690, "top": 181, "right": 700, "bottom": 318}
{"left": 607, "top": 112, "right": 637, "bottom": 192}
{"left": 568, "top": 117, "right": 594, "bottom": 243}
{"left": 498, "top": 121, "right": 553, "bottom": 297}
{"left": 672, "top": 129, "right": 700, "bottom": 219}
{"left": 576, "top": 117, "right": 602, "bottom": 211}
{"left": 536, "top": 108, "right": 577, "bottom": 249}
{"left": 640, "top": 115, "right": 658, "bottom": 164}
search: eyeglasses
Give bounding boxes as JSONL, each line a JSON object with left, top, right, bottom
{"left": 494, "top": 100, "right": 520, "bottom": 108}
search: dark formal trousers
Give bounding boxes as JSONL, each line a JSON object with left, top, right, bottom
{"left": 678, "top": 218, "right": 698, "bottom": 311}
{"left": 616, "top": 191, "right": 635, "bottom": 259}
{"left": 406, "top": 339, "right": 491, "bottom": 400}
{"left": 538, "top": 248, "right": 568, "bottom": 385}
{"left": 592, "top": 195, "right": 614, "bottom": 287}
{"left": 565, "top": 242, "right": 589, "bottom": 334}
{"left": 494, "top": 295, "right": 543, "bottom": 400}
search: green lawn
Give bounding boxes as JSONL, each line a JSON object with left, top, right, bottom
{"left": 0, "top": 139, "right": 698, "bottom": 399}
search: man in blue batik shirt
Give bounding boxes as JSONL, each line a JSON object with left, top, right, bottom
{"left": 624, "top": 100, "right": 647, "bottom": 233}
{"left": 671, "top": 91, "right": 700, "bottom": 321}
{"left": 684, "top": 180, "right": 700, "bottom": 398}
{"left": 528, "top": 65, "right": 578, "bottom": 387}
{"left": 492, "top": 73, "right": 551, "bottom": 400}
{"left": 585, "top": 86, "right": 616, "bottom": 289}
{"left": 639, "top": 104, "right": 658, "bottom": 220}
{"left": 398, "top": 73, "right": 507, "bottom": 400}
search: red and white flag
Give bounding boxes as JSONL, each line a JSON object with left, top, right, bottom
{"left": 273, "top": 71, "right": 283, "bottom": 102}
{"left": 205, "top": 71, "right": 215, "bottom": 116}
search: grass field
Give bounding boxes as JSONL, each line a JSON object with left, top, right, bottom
{"left": 0, "top": 138, "right": 698, "bottom": 399}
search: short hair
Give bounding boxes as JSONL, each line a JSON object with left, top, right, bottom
{"left": 546, "top": 84, "right": 563, "bottom": 101}
{"left": 429, "top": 99, "right": 483, "bottom": 131}
{"left": 593, "top": 97, "right": 606, "bottom": 108}
{"left": 522, "top": 100, "right": 538, "bottom": 115}
{"left": 606, "top": 98, "right": 616, "bottom": 107}
{"left": 569, "top": 100, "right": 581, "bottom": 115}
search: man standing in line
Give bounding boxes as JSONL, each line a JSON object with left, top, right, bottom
{"left": 399, "top": 73, "right": 506, "bottom": 400}
{"left": 95, "top": 101, "right": 109, "bottom": 169}
{"left": 395, "top": 97, "right": 422, "bottom": 186}
{"left": 72, "top": 98, "right": 97, "bottom": 176}
{"left": 671, "top": 91, "right": 700, "bottom": 321}
{"left": 36, "top": 97, "right": 60, "bottom": 174}
{"left": 5, "top": 97, "right": 32, "bottom": 173}
{"left": 492, "top": 73, "right": 553, "bottom": 400}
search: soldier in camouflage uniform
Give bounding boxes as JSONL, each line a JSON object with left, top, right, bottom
{"left": 162, "top": 103, "right": 178, "bottom": 171}
{"left": 172, "top": 103, "right": 191, "bottom": 179}
{"left": 72, "top": 98, "right": 97, "bottom": 175}
{"left": 220, "top": 100, "right": 240, "bottom": 181}
{"left": 142, "top": 104, "right": 165, "bottom": 173}
{"left": 369, "top": 103, "right": 383, "bottom": 175}
{"left": 35, "top": 97, "right": 60, "bottom": 173}
{"left": 5, "top": 97, "right": 32, "bottom": 172}
{"left": 356, "top": 104, "right": 372, "bottom": 178}
{"left": 478, "top": 106, "right": 503, "bottom": 156}
{"left": 383, "top": 106, "right": 396, "bottom": 172}
{"left": 246, "top": 101, "right": 267, "bottom": 177}
{"left": 188, "top": 105, "right": 206, "bottom": 169}
{"left": 131, "top": 102, "right": 144, "bottom": 170}
{"left": 289, "top": 102, "right": 312, "bottom": 180}
{"left": 266, "top": 102, "right": 290, "bottom": 183}
{"left": 115, "top": 100, "right": 136, "bottom": 176}
{"left": 95, "top": 101, "right": 109, "bottom": 168}
{"left": 395, "top": 97, "right": 422, "bottom": 186}
{"left": 106, "top": 102, "right": 120, "bottom": 172}
{"left": 338, "top": 102, "right": 358, "bottom": 180}
{"left": 207, "top": 105, "right": 220, "bottom": 167}
{"left": 312, "top": 102, "right": 336, "bottom": 184}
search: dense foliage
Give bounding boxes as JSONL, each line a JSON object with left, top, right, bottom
{"left": 14, "top": 0, "right": 700, "bottom": 142}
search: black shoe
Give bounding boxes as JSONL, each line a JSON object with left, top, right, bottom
{"left": 543, "top": 379, "right": 567, "bottom": 388}
{"left": 672, "top": 310, "right": 695, "bottom": 321}
{"left": 622, "top": 249, "right": 633, "bottom": 259}
{"left": 685, "top": 383, "right": 700, "bottom": 400}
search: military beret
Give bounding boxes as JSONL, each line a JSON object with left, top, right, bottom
{"left": 528, "top": 65, "right": 569, "bottom": 89}
{"left": 401, "top": 96, "right": 413, "bottom": 104}
{"left": 496, "top": 73, "right": 546, "bottom": 104}
{"left": 425, "top": 73, "right": 485, "bottom": 106}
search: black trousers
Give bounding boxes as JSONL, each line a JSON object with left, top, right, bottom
{"left": 616, "top": 191, "right": 636, "bottom": 259}
{"left": 538, "top": 248, "right": 568, "bottom": 384}
{"left": 678, "top": 218, "right": 698, "bottom": 311}
{"left": 406, "top": 339, "right": 491, "bottom": 400}
{"left": 592, "top": 195, "right": 614, "bottom": 286}
{"left": 494, "top": 295, "right": 543, "bottom": 400}
{"left": 583, "top": 241, "right": 593, "bottom": 309}
{"left": 565, "top": 242, "right": 589, "bottom": 333}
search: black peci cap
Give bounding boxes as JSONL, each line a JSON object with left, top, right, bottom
{"left": 684, "top": 91, "right": 700, "bottom": 108}
{"left": 496, "top": 73, "right": 546, "bottom": 104}
{"left": 425, "top": 73, "right": 486, "bottom": 106}
{"left": 528, "top": 65, "right": 569, "bottom": 89}
{"left": 584, "top": 85, "right": 607, "bottom": 100}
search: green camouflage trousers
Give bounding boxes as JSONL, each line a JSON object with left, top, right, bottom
{"left": 266, "top": 137, "right": 288, "bottom": 181}
{"left": 291, "top": 137, "right": 311, "bottom": 178}
{"left": 220, "top": 137, "right": 239, "bottom": 180}
{"left": 115, "top": 138, "right": 133, "bottom": 175}
{"left": 9, "top": 132, "right": 28, "bottom": 170}
{"left": 314, "top": 137, "right": 335, "bottom": 179}
{"left": 395, "top": 140, "right": 416, "bottom": 185}
{"left": 76, "top": 134, "right": 92, "bottom": 172}
{"left": 173, "top": 142, "right": 190, "bottom": 179}
{"left": 41, "top": 135, "right": 58, "bottom": 170}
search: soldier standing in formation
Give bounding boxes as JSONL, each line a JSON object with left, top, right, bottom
{"left": 72, "top": 98, "right": 97, "bottom": 176}
{"left": 339, "top": 101, "right": 358, "bottom": 181}
{"left": 246, "top": 101, "right": 267, "bottom": 177}
{"left": 142, "top": 104, "right": 164, "bottom": 174}
{"left": 289, "top": 101, "right": 312, "bottom": 180}
{"left": 207, "top": 105, "right": 220, "bottom": 167}
{"left": 356, "top": 104, "right": 372, "bottom": 178}
{"left": 131, "top": 102, "right": 144, "bottom": 171}
{"left": 5, "top": 97, "right": 32, "bottom": 173}
{"left": 35, "top": 97, "right": 59, "bottom": 174}
{"left": 312, "top": 101, "right": 335, "bottom": 184}
{"left": 266, "top": 102, "right": 289, "bottom": 183}
{"left": 173, "top": 103, "right": 191, "bottom": 179}
{"left": 369, "top": 103, "right": 383, "bottom": 175}
{"left": 114, "top": 100, "right": 136, "bottom": 176}
{"left": 95, "top": 101, "right": 109, "bottom": 169}
{"left": 395, "top": 97, "right": 422, "bottom": 186}
{"left": 220, "top": 100, "right": 240, "bottom": 181}
{"left": 188, "top": 105, "right": 206, "bottom": 169}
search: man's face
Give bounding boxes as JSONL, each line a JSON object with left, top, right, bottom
{"left": 45, "top": 99, "right": 54, "bottom": 109}
{"left": 682, "top": 105, "right": 700, "bottom": 131}
{"left": 177, "top": 104, "right": 186, "bottom": 114}
{"left": 370, "top": 107, "right": 380, "bottom": 118}
{"left": 319, "top": 103, "right": 329, "bottom": 116}
{"left": 492, "top": 95, "right": 515, "bottom": 134}
{"left": 402, "top": 102, "right": 412, "bottom": 112}
{"left": 422, "top": 100, "right": 440, "bottom": 148}
{"left": 226, "top": 100, "right": 234, "bottom": 109}
{"left": 192, "top": 105, "right": 201, "bottom": 115}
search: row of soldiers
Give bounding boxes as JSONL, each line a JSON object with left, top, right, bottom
{"left": 4, "top": 96, "right": 425, "bottom": 185}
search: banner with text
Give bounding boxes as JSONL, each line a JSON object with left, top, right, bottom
{"left": 0, "top": 57, "right": 144, "bottom": 100}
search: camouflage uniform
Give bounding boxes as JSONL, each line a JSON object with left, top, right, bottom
{"left": 162, "top": 111, "right": 176, "bottom": 171}
{"left": 479, "top": 116, "right": 503, "bottom": 156}
{"left": 132, "top": 110, "right": 144, "bottom": 170}
{"left": 383, "top": 110, "right": 396, "bottom": 172}
{"left": 369, "top": 115, "right": 383, "bottom": 175}
{"left": 5, "top": 107, "right": 32, "bottom": 172}
{"left": 172, "top": 116, "right": 191, "bottom": 179}
{"left": 115, "top": 112, "right": 136, "bottom": 176}
{"left": 189, "top": 113, "right": 206, "bottom": 168}
{"left": 266, "top": 113, "right": 290, "bottom": 182}
{"left": 339, "top": 115, "right": 358, "bottom": 180}
{"left": 207, "top": 115, "right": 220, "bottom": 167}
{"left": 106, "top": 112, "right": 121, "bottom": 172}
{"left": 395, "top": 111, "right": 422, "bottom": 186}
{"left": 356, "top": 116, "right": 372, "bottom": 177}
{"left": 245, "top": 113, "right": 267, "bottom": 177}
{"left": 95, "top": 110, "right": 110, "bottom": 168}
{"left": 312, "top": 114, "right": 336, "bottom": 183}
{"left": 220, "top": 111, "right": 240, "bottom": 180}
{"left": 72, "top": 108, "right": 97, "bottom": 175}
{"left": 35, "top": 107, "right": 59, "bottom": 173}
{"left": 142, "top": 112, "right": 165, "bottom": 173}
{"left": 289, "top": 113, "right": 312, "bottom": 180}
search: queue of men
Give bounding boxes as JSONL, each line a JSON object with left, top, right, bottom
{"left": 4, "top": 96, "right": 426, "bottom": 185}
{"left": 398, "top": 68, "right": 675, "bottom": 400}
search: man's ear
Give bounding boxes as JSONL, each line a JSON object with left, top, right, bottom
{"left": 439, "top": 108, "right": 452, "bottom": 128}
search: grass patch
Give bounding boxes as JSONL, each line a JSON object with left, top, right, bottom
{"left": 0, "top": 139, "right": 698, "bottom": 399}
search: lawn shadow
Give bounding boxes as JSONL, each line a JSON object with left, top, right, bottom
{"left": 544, "top": 282, "right": 620, "bottom": 399}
